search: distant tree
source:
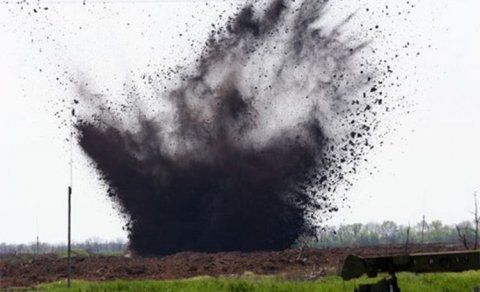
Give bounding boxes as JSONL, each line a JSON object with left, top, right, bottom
{"left": 351, "top": 223, "right": 362, "bottom": 238}
{"left": 380, "top": 221, "right": 398, "bottom": 243}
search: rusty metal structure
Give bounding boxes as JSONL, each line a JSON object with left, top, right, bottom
{"left": 341, "top": 250, "right": 480, "bottom": 291}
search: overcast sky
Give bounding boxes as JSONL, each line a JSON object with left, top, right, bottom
{"left": 1, "top": 0, "right": 479, "bottom": 244}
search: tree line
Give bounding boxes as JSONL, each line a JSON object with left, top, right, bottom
{"left": 312, "top": 219, "right": 478, "bottom": 248}
{"left": 312, "top": 193, "right": 479, "bottom": 249}
{"left": 1, "top": 219, "right": 478, "bottom": 255}
{"left": 0, "top": 237, "right": 127, "bottom": 255}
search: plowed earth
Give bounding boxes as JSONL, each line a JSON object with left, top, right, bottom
{"left": 0, "top": 244, "right": 464, "bottom": 289}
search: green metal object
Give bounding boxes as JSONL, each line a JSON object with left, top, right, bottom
{"left": 341, "top": 250, "right": 480, "bottom": 292}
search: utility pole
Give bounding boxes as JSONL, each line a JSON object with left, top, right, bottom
{"left": 474, "top": 192, "right": 479, "bottom": 250}
{"left": 36, "top": 235, "right": 39, "bottom": 255}
{"left": 67, "top": 105, "right": 74, "bottom": 288}
{"left": 67, "top": 186, "right": 72, "bottom": 288}
{"left": 421, "top": 215, "right": 426, "bottom": 244}
{"left": 404, "top": 226, "right": 410, "bottom": 253}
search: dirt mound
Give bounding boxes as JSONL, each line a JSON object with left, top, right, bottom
{"left": 0, "top": 244, "right": 464, "bottom": 288}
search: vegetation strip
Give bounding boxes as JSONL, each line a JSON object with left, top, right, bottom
{"left": 26, "top": 272, "right": 480, "bottom": 292}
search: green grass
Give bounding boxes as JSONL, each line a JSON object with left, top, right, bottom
{"left": 28, "top": 271, "right": 480, "bottom": 292}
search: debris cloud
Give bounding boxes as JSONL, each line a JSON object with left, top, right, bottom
{"left": 76, "top": 0, "right": 380, "bottom": 256}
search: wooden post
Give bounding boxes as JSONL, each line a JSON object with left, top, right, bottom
{"left": 474, "top": 192, "right": 478, "bottom": 250}
{"left": 67, "top": 186, "right": 72, "bottom": 288}
{"left": 67, "top": 96, "right": 74, "bottom": 288}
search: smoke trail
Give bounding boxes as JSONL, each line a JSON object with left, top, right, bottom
{"left": 76, "top": 0, "right": 380, "bottom": 256}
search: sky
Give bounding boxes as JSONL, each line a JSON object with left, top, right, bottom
{"left": 0, "top": 0, "right": 479, "bottom": 244}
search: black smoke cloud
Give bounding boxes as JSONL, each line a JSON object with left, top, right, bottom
{"left": 76, "top": 0, "right": 379, "bottom": 256}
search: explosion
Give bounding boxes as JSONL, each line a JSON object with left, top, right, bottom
{"left": 76, "top": 0, "right": 382, "bottom": 256}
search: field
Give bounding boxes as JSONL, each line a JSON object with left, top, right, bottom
{"left": 28, "top": 272, "right": 480, "bottom": 292}
{"left": 2, "top": 244, "right": 479, "bottom": 291}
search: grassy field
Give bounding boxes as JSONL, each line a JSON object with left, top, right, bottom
{"left": 28, "top": 271, "right": 480, "bottom": 292}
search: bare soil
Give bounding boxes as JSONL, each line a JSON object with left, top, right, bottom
{"left": 0, "top": 243, "right": 464, "bottom": 289}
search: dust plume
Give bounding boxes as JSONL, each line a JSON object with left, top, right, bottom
{"left": 76, "top": 0, "right": 381, "bottom": 256}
